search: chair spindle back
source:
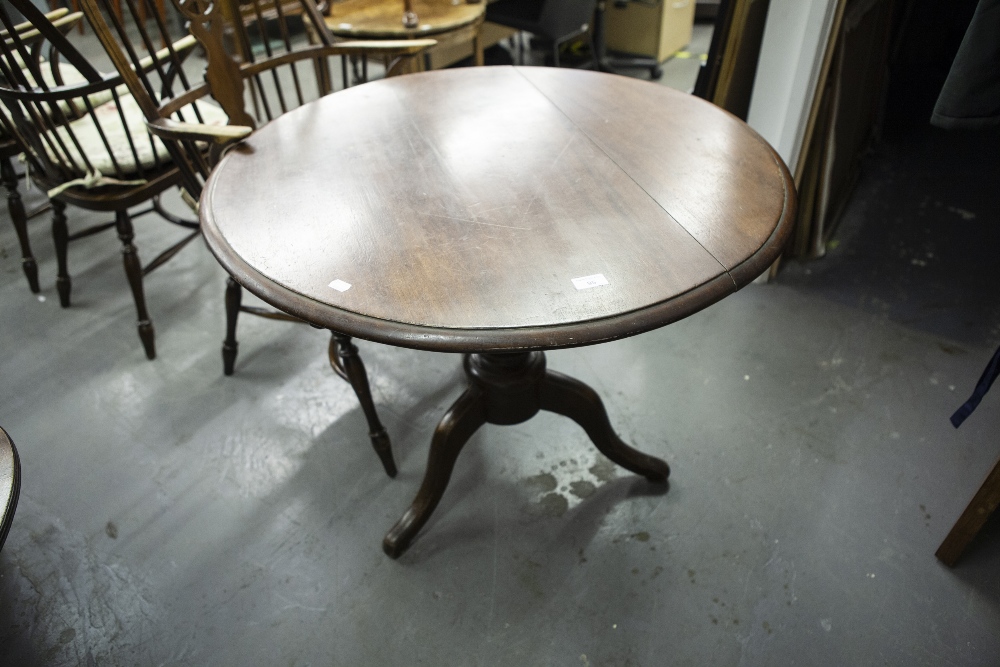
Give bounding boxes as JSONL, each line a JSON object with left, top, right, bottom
{"left": 0, "top": 0, "right": 202, "bottom": 196}
{"left": 80, "top": 0, "right": 434, "bottom": 201}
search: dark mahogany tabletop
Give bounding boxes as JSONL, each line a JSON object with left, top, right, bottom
{"left": 201, "top": 66, "right": 795, "bottom": 353}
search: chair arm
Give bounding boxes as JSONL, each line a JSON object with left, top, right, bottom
{"left": 146, "top": 117, "right": 253, "bottom": 145}
{"left": 49, "top": 11, "right": 84, "bottom": 33}
{"left": 135, "top": 34, "right": 198, "bottom": 72}
{"left": 2, "top": 8, "right": 70, "bottom": 38}
{"left": 8, "top": 11, "right": 83, "bottom": 44}
{"left": 44, "top": 7, "right": 71, "bottom": 21}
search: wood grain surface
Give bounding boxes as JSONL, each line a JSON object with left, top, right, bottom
{"left": 325, "top": 0, "right": 484, "bottom": 37}
{"left": 201, "top": 67, "right": 795, "bottom": 352}
{"left": 516, "top": 67, "right": 791, "bottom": 284}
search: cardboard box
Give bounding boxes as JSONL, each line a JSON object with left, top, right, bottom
{"left": 604, "top": 0, "right": 696, "bottom": 63}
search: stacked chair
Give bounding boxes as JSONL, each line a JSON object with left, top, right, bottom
{"left": 0, "top": 0, "right": 212, "bottom": 359}
{"left": 0, "top": 7, "right": 83, "bottom": 294}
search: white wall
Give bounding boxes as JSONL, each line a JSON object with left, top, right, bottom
{"left": 746, "top": 0, "right": 841, "bottom": 175}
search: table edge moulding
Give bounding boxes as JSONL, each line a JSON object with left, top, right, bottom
{"left": 200, "top": 67, "right": 796, "bottom": 355}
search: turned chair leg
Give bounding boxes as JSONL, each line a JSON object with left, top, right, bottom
{"left": 1, "top": 157, "right": 38, "bottom": 293}
{"left": 222, "top": 276, "right": 242, "bottom": 375}
{"left": 115, "top": 209, "right": 155, "bottom": 359}
{"left": 329, "top": 333, "right": 397, "bottom": 478}
{"left": 51, "top": 200, "right": 71, "bottom": 307}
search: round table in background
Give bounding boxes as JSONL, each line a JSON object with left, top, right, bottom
{"left": 325, "top": 0, "right": 485, "bottom": 68}
{"left": 201, "top": 66, "right": 796, "bottom": 557}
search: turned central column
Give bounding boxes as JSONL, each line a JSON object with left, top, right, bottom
{"left": 464, "top": 351, "right": 546, "bottom": 426}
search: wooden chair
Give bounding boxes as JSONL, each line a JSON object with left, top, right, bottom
{"left": 0, "top": 7, "right": 83, "bottom": 294}
{"left": 0, "top": 426, "right": 20, "bottom": 552}
{"left": 78, "top": 0, "right": 434, "bottom": 477}
{"left": 0, "top": 0, "right": 214, "bottom": 359}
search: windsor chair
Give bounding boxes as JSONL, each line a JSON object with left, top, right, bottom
{"left": 79, "top": 0, "right": 434, "bottom": 477}
{"left": 0, "top": 0, "right": 217, "bottom": 359}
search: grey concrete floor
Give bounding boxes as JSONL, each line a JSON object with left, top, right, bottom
{"left": 2, "top": 25, "right": 1000, "bottom": 667}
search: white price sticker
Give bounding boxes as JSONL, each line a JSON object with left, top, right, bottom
{"left": 328, "top": 279, "right": 352, "bottom": 292}
{"left": 571, "top": 274, "right": 609, "bottom": 290}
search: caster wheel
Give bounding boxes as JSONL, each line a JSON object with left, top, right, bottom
{"left": 650, "top": 65, "right": 663, "bottom": 80}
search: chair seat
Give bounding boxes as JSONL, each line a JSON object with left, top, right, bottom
{"left": 42, "top": 94, "right": 228, "bottom": 182}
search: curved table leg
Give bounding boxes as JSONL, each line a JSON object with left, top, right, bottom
{"left": 330, "top": 333, "right": 397, "bottom": 478}
{"left": 539, "top": 369, "right": 670, "bottom": 482}
{"left": 383, "top": 386, "right": 487, "bottom": 558}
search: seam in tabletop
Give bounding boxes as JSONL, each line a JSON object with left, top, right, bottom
{"left": 512, "top": 67, "right": 740, "bottom": 292}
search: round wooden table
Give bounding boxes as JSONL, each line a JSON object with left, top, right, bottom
{"left": 201, "top": 66, "right": 796, "bottom": 558}
{"left": 325, "top": 0, "right": 485, "bottom": 68}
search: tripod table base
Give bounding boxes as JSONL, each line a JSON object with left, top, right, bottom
{"left": 383, "top": 351, "right": 670, "bottom": 558}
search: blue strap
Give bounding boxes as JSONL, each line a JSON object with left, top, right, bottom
{"left": 951, "top": 343, "right": 1000, "bottom": 428}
